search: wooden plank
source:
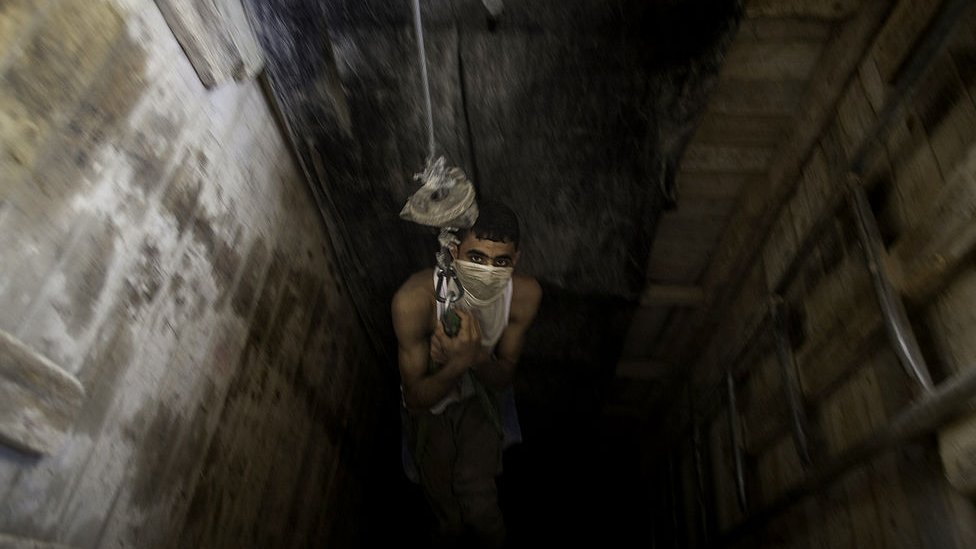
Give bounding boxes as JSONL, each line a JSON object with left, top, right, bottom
{"left": 694, "top": 113, "right": 793, "bottom": 147}
{"left": 833, "top": 77, "right": 877, "bottom": 158}
{"left": 681, "top": 144, "right": 774, "bottom": 173}
{"left": 720, "top": 41, "right": 825, "bottom": 81}
{"left": 893, "top": 141, "right": 976, "bottom": 303}
{"left": 676, "top": 173, "right": 757, "bottom": 201}
{"left": 0, "top": 329, "right": 85, "bottom": 455}
{"left": 948, "top": 7, "right": 976, "bottom": 101}
{"left": 154, "top": 0, "right": 264, "bottom": 88}
{"left": 762, "top": 204, "right": 799, "bottom": 289}
{"left": 883, "top": 110, "right": 945, "bottom": 234}
{"left": 787, "top": 146, "right": 831, "bottom": 253}
{"left": 819, "top": 369, "right": 885, "bottom": 548}
{"left": 709, "top": 80, "right": 808, "bottom": 115}
{"left": 746, "top": 0, "right": 865, "bottom": 19}
{"left": 640, "top": 285, "right": 706, "bottom": 307}
{"left": 931, "top": 268, "right": 976, "bottom": 496}
{"left": 739, "top": 17, "right": 834, "bottom": 42}
{"left": 869, "top": 0, "right": 942, "bottom": 83}
{"left": 853, "top": 352, "right": 924, "bottom": 548}
{"left": 911, "top": 51, "right": 976, "bottom": 180}
{"left": 859, "top": 54, "right": 888, "bottom": 112}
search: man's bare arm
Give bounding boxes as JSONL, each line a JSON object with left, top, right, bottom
{"left": 393, "top": 284, "right": 471, "bottom": 410}
{"left": 472, "top": 277, "right": 542, "bottom": 389}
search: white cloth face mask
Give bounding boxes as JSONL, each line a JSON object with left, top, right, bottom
{"left": 453, "top": 260, "right": 513, "bottom": 304}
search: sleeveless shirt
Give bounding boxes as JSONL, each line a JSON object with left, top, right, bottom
{"left": 429, "top": 271, "right": 513, "bottom": 414}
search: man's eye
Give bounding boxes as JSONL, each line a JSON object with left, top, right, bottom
{"left": 469, "top": 255, "right": 485, "bottom": 263}
{"left": 494, "top": 259, "right": 510, "bottom": 267}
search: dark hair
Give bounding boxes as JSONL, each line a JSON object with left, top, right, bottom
{"left": 467, "top": 200, "right": 520, "bottom": 248}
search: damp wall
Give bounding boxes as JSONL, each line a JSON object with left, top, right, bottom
{"left": 0, "top": 1, "right": 382, "bottom": 547}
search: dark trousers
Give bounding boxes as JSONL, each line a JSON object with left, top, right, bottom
{"left": 411, "top": 397, "right": 505, "bottom": 548}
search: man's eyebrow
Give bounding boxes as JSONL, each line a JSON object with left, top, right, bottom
{"left": 493, "top": 254, "right": 513, "bottom": 261}
{"left": 466, "top": 249, "right": 489, "bottom": 257}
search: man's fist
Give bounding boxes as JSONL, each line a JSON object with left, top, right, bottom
{"left": 430, "top": 308, "right": 484, "bottom": 373}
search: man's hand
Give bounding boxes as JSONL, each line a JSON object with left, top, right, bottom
{"left": 430, "top": 308, "right": 483, "bottom": 373}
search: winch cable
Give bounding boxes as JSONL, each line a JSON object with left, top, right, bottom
{"left": 412, "top": 0, "right": 436, "bottom": 160}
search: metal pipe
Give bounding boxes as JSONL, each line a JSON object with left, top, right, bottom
{"left": 769, "top": 297, "right": 813, "bottom": 465}
{"left": 848, "top": 184, "right": 934, "bottom": 392}
{"left": 725, "top": 370, "right": 748, "bottom": 511}
{"left": 718, "top": 358, "right": 976, "bottom": 546}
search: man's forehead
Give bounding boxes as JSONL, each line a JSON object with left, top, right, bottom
{"left": 459, "top": 232, "right": 516, "bottom": 255}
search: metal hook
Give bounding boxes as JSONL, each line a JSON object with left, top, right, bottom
{"left": 435, "top": 267, "right": 464, "bottom": 304}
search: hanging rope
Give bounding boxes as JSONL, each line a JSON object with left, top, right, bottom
{"left": 402, "top": 0, "right": 478, "bottom": 303}
{"left": 412, "top": 0, "right": 436, "bottom": 159}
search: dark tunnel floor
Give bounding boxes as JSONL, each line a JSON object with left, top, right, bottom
{"left": 367, "top": 403, "right": 652, "bottom": 549}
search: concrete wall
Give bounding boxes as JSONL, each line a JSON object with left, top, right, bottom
{"left": 0, "top": 1, "right": 380, "bottom": 547}
{"left": 657, "top": 1, "right": 976, "bottom": 547}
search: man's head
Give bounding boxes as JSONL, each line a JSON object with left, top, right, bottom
{"left": 449, "top": 200, "right": 520, "bottom": 304}
{"left": 451, "top": 200, "right": 520, "bottom": 269}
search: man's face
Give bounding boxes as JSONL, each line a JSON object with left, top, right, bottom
{"left": 452, "top": 231, "right": 519, "bottom": 269}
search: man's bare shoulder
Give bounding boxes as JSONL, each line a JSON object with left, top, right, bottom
{"left": 392, "top": 268, "right": 435, "bottom": 320}
{"left": 511, "top": 273, "right": 542, "bottom": 316}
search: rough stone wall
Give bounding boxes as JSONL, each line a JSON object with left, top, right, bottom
{"left": 0, "top": 1, "right": 379, "bottom": 547}
{"left": 656, "top": 1, "right": 976, "bottom": 547}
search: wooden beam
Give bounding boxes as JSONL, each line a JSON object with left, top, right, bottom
{"left": 657, "top": 0, "right": 894, "bottom": 367}
{"left": 640, "top": 284, "right": 706, "bottom": 307}
{"left": 615, "top": 359, "right": 674, "bottom": 380}
{"left": 745, "top": 0, "right": 865, "bottom": 19}
{"left": 155, "top": 0, "right": 264, "bottom": 88}
{"left": 681, "top": 144, "right": 774, "bottom": 173}
{"left": 895, "top": 142, "right": 976, "bottom": 304}
{"left": 709, "top": 80, "right": 808, "bottom": 115}
{"left": 720, "top": 41, "right": 825, "bottom": 81}
{"left": 0, "top": 329, "right": 85, "bottom": 455}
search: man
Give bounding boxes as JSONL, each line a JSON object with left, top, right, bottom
{"left": 393, "top": 201, "right": 542, "bottom": 548}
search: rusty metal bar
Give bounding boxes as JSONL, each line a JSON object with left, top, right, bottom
{"left": 848, "top": 184, "right": 934, "bottom": 392}
{"left": 719, "top": 358, "right": 976, "bottom": 546}
{"left": 725, "top": 370, "right": 748, "bottom": 511}
{"left": 769, "top": 296, "right": 813, "bottom": 465}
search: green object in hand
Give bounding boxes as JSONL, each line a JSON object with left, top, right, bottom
{"left": 441, "top": 307, "right": 461, "bottom": 337}
{"left": 427, "top": 308, "right": 461, "bottom": 375}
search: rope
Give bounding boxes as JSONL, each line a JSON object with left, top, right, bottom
{"left": 412, "top": 0, "right": 436, "bottom": 158}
